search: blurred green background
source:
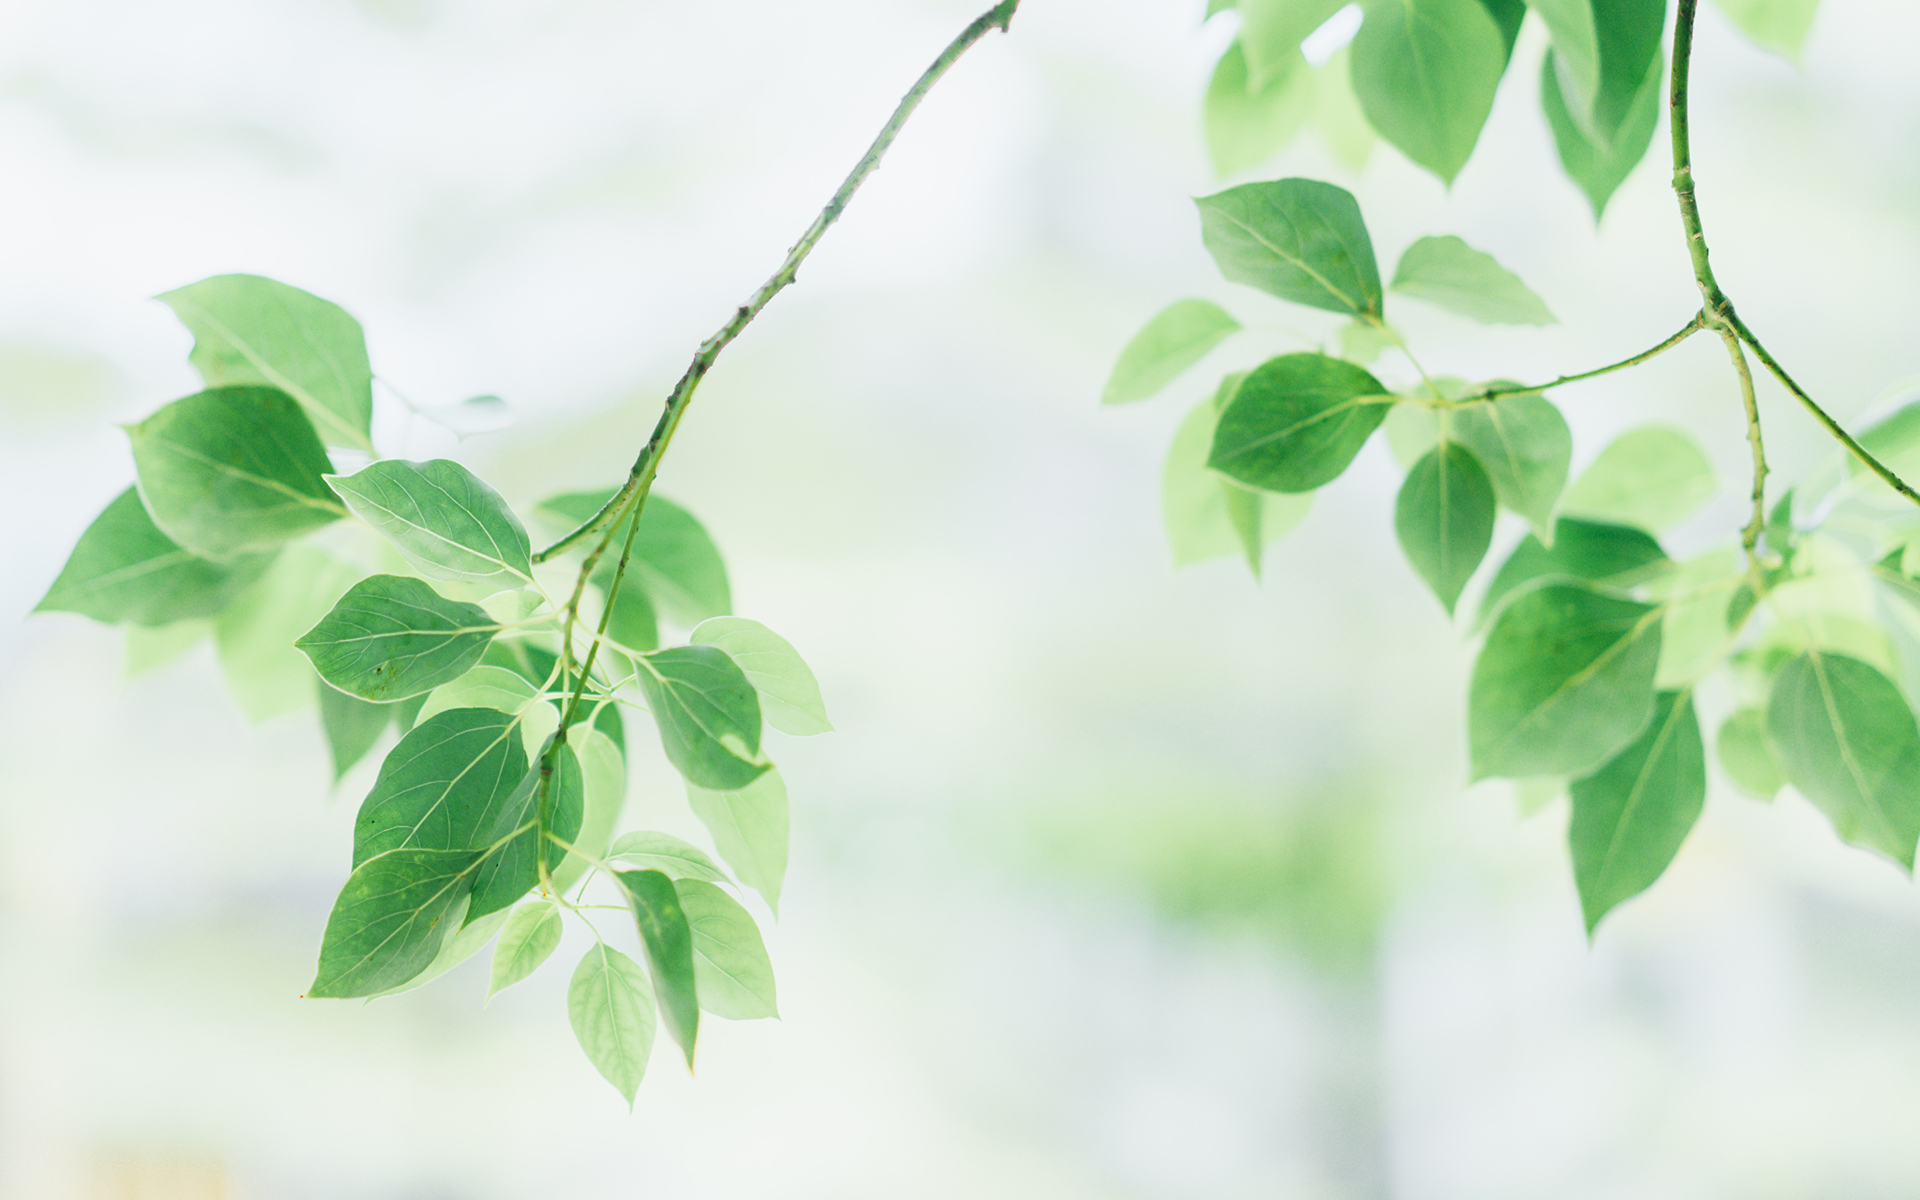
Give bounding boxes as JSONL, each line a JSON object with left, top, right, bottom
{"left": 4, "top": 0, "right": 1920, "bottom": 1196}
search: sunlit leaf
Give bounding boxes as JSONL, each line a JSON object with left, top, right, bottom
{"left": 608, "top": 831, "right": 732, "bottom": 884}
{"left": 1470, "top": 582, "right": 1662, "bottom": 778}
{"left": 1195, "top": 179, "right": 1383, "bottom": 317}
{"left": 1541, "top": 47, "right": 1664, "bottom": 220}
{"left": 634, "top": 645, "right": 768, "bottom": 790}
{"left": 309, "top": 847, "right": 482, "bottom": 998}
{"left": 488, "top": 900, "right": 563, "bottom": 1000}
{"left": 1395, "top": 441, "right": 1496, "bottom": 614}
{"left": 1769, "top": 652, "right": 1920, "bottom": 869}
{"left": 327, "top": 459, "right": 532, "bottom": 584}
{"left": 1349, "top": 0, "right": 1508, "bottom": 183}
{"left": 1105, "top": 299, "right": 1243, "bottom": 405}
{"left": 1710, "top": 0, "right": 1819, "bottom": 60}
{"left": 36, "top": 486, "right": 276, "bottom": 627}
{"left": 1717, "top": 707, "right": 1784, "bottom": 800}
{"left": 1568, "top": 689, "right": 1705, "bottom": 933}
{"left": 674, "top": 879, "right": 778, "bottom": 1020}
{"left": 1162, "top": 396, "right": 1312, "bottom": 568}
{"left": 1451, "top": 393, "right": 1572, "bottom": 538}
{"left": 615, "top": 869, "right": 700, "bottom": 1069}
{"left": 1647, "top": 549, "right": 1742, "bottom": 687}
{"left": 158, "top": 274, "right": 373, "bottom": 451}
{"left": 296, "top": 574, "right": 500, "bottom": 702}
{"left": 690, "top": 617, "right": 832, "bottom": 737}
{"left": 214, "top": 545, "right": 364, "bottom": 722}
{"left": 352, "top": 708, "right": 528, "bottom": 864}
{"left": 569, "top": 943, "right": 657, "bottom": 1104}
{"left": 536, "top": 491, "right": 730, "bottom": 627}
{"left": 1560, "top": 426, "right": 1715, "bottom": 532}
{"left": 1239, "top": 0, "right": 1348, "bottom": 86}
{"left": 551, "top": 727, "right": 628, "bottom": 892}
{"left": 687, "top": 767, "right": 790, "bottom": 915}
{"left": 1205, "top": 42, "right": 1315, "bottom": 178}
{"left": 1391, "top": 236, "right": 1556, "bottom": 325}
{"left": 1479, "top": 517, "right": 1668, "bottom": 624}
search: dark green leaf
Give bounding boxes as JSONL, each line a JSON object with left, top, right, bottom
{"left": 569, "top": 943, "right": 656, "bottom": 1104}
{"left": 609, "top": 831, "right": 732, "bottom": 883}
{"left": 1470, "top": 582, "right": 1662, "bottom": 779}
{"left": 308, "top": 847, "right": 482, "bottom": 998}
{"left": 35, "top": 486, "right": 275, "bottom": 626}
{"left": 537, "top": 491, "right": 731, "bottom": 626}
{"left": 616, "top": 869, "right": 700, "bottom": 1069}
{"left": 1396, "top": 442, "right": 1496, "bottom": 614}
{"left": 1541, "top": 46, "right": 1664, "bottom": 220}
{"left": 1208, "top": 353, "right": 1391, "bottom": 492}
{"left": 296, "top": 574, "right": 500, "bottom": 702}
{"left": 673, "top": 879, "right": 778, "bottom": 1020}
{"left": 1452, "top": 393, "right": 1572, "bottom": 538}
{"left": 1710, "top": 0, "right": 1819, "bottom": 60}
{"left": 1560, "top": 425, "right": 1714, "bottom": 532}
{"left": 352, "top": 708, "right": 528, "bottom": 864}
{"left": 1769, "top": 653, "right": 1920, "bottom": 869}
{"left": 1479, "top": 517, "right": 1668, "bottom": 624}
{"left": 159, "top": 274, "right": 373, "bottom": 451}
{"left": 466, "top": 740, "right": 584, "bottom": 924}
{"left": 326, "top": 459, "right": 532, "bottom": 584}
{"left": 1105, "top": 299, "right": 1243, "bottom": 405}
{"left": 482, "top": 641, "right": 626, "bottom": 756}
{"left": 1205, "top": 41, "right": 1314, "bottom": 178}
{"left": 126, "top": 386, "right": 345, "bottom": 560}
{"left": 686, "top": 768, "right": 790, "bottom": 915}
{"left": 318, "top": 677, "right": 393, "bottom": 781}
{"left": 1390, "top": 236, "right": 1557, "bottom": 325}
{"left": 488, "top": 900, "right": 563, "bottom": 1000}
{"left": 690, "top": 617, "right": 833, "bottom": 736}
{"left": 1568, "top": 690, "right": 1706, "bottom": 933}
{"left": 634, "top": 645, "right": 769, "bottom": 791}
{"left": 1239, "top": 0, "right": 1348, "bottom": 86}
{"left": 1717, "top": 707, "right": 1784, "bottom": 800}
{"left": 1349, "top": 0, "right": 1508, "bottom": 183}
{"left": 1194, "top": 179, "right": 1383, "bottom": 317}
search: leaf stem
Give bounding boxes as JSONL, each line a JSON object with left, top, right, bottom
{"left": 1460, "top": 313, "right": 1706, "bottom": 405}
{"left": 531, "top": 0, "right": 1022, "bottom": 566}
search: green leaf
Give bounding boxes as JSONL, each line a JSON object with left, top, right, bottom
{"left": 1205, "top": 41, "right": 1315, "bottom": 178}
{"left": 1310, "top": 47, "right": 1377, "bottom": 170}
{"left": 1479, "top": 517, "right": 1668, "bottom": 624}
{"left": 689, "top": 617, "right": 833, "bottom": 736}
{"left": 126, "top": 386, "right": 345, "bottom": 560}
{"left": 1568, "top": 689, "right": 1706, "bottom": 933}
{"left": 1561, "top": 426, "right": 1715, "bottom": 532}
{"left": 1194, "top": 179, "right": 1383, "bottom": 317}
{"left": 1648, "top": 549, "right": 1743, "bottom": 687}
{"left": 551, "top": 727, "right": 627, "bottom": 893}
{"left": 1105, "top": 299, "right": 1244, "bottom": 405}
{"left": 159, "top": 274, "right": 373, "bottom": 451}
{"left": 687, "top": 767, "right": 790, "bottom": 915}
{"left": 615, "top": 869, "right": 700, "bottom": 1069}
{"left": 415, "top": 664, "right": 555, "bottom": 760}
{"left": 309, "top": 847, "right": 482, "bottom": 998}
{"left": 1390, "top": 236, "right": 1557, "bottom": 325}
{"left": 214, "top": 545, "right": 364, "bottom": 722}
{"left": 326, "top": 459, "right": 533, "bottom": 584}
{"left": 1718, "top": 707, "right": 1784, "bottom": 800}
{"left": 536, "top": 491, "right": 730, "bottom": 626}
{"left": 608, "top": 831, "right": 732, "bottom": 883}
{"left": 488, "top": 900, "right": 563, "bottom": 1000}
{"left": 568, "top": 943, "right": 657, "bottom": 1104}
{"left": 36, "top": 486, "right": 275, "bottom": 626}
{"left": 604, "top": 574, "right": 659, "bottom": 655}
{"left": 1710, "top": 0, "right": 1818, "bottom": 60}
{"left": 467, "top": 739, "right": 585, "bottom": 924}
{"left": 1208, "top": 353, "right": 1391, "bottom": 492}
{"left": 352, "top": 707, "right": 529, "bottom": 864}
{"left": 296, "top": 574, "right": 500, "bottom": 702}
{"left": 1769, "top": 653, "right": 1920, "bottom": 870}
{"left": 1239, "top": 0, "right": 1348, "bottom": 86}
{"left": 1470, "top": 582, "right": 1662, "bottom": 779}
{"left": 1537, "top": 0, "right": 1666, "bottom": 143}
{"left": 634, "top": 645, "right": 768, "bottom": 790}
{"left": 1396, "top": 441, "right": 1496, "bottom": 614}
{"left": 1162, "top": 396, "right": 1313, "bottom": 568}
{"left": 1451, "top": 393, "right": 1572, "bottom": 537}
{"left": 125, "top": 619, "right": 210, "bottom": 677}
{"left": 1541, "top": 46, "right": 1664, "bottom": 220}
{"left": 1474, "top": 0, "right": 1526, "bottom": 60}
{"left": 673, "top": 879, "right": 778, "bottom": 1020}
{"left": 1349, "top": 0, "right": 1507, "bottom": 184}
{"left": 318, "top": 678, "right": 393, "bottom": 781}
{"left": 366, "top": 902, "right": 510, "bottom": 999}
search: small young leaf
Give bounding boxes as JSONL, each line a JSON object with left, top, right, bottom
{"left": 326, "top": 459, "right": 533, "bottom": 584}
{"left": 1204, "top": 42, "right": 1314, "bottom": 179}
{"left": 690, "top": 617, "right": 833, "bottom": 736}
{"left": 35, "top": 487, "right": 276, "bottom": 626}
{"left": 488, "top": 900, "right": 563, "bottom": 999}
{"left": 1395, "top": 441, "right": 1496, "bottom": 614}
{"left": 569, "top": 943, "right": 657, "bottom": 1104}
{"left": 1561, "top": 426, "right": 1715, "bottom": 533}
{"left": 467, "top": 739, "right": 585, "bottom": 924}
{"left": 687, "top": 768, "right": 790, "bottom": 915}
{"left": 1162, "top": 397, "right": 1312, "bottom": 568}
{"left": 158, "top": 274, "right": 373, "bottom": 451}
{"left": 1568, "top": 690, "right": 1706, "bottom": 934}
{"left": 674, "top": 879, "right": 778, "bottom": 1020}
{"left": 608, "top": 831, "right": 732, "bottom": 883}
{"left": 1349, "top": 0, "right": 1508, "bottom": 184}
{"left": 551, "top": 727, "right": 627, "bottom": 893}
{"left": 1710, "top": 0, "right": 1819, "bottom": 60}
{"left": 1194, "top": 179, "right": 1382, "bottom": 317}
{"left": 634, "top": 645, "right": 769, "bottom": 791}
{"left": 1208, "top": 353, "right": 1391, "bottom": 492}
{"left": 318, "top": 677, "right": 393, "bottom": 781}
{"left": 1768, "top": 653, "right": 1920, "bottom": 870}
{"left": 1390, "top": 236, "right": 1556, "bottom": 325}
{"left": 127, "top": 386, "right": 345, "bottom": 560}
{"left": 1478, "top": 517, "right": 1668, "bottom": 624}
{"left": 537, "top": 492, "right": 730, "bottom": 627}
{"left": 615, "top": 869, "right": 700, "bottom": 1069}
{"left": 1717, "top": 708, "right": 1784, "bottom": 800}
{"left": 1451, "top": 393, "right": 1572, "bottom": 539}
{"left": 1470, "top": 582, "right": 1662, "bottom": 779}
{"left": 309, "top": 847, "right": 482, "bottom": 998}
{"left": 1104, "top": 299, "right": 1244, "bottom": 405}
{"left": 1541, "top": 47, "right": 1664, "bottom": 220}
{"left": 1239, "top": 0, "right": 1348, "bottom": 86}
{"left": 352, "top": 708, "right": 529, "bottom": 864}
{"left": 296, "top": 574, "right": 500, "bottom": 702}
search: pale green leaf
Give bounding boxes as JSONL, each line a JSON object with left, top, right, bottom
{"left": 318, "top": 677, "right": 393, "bottom": 781}
{"left": 1395, "top": 441, "right": 1496, "bottom": 614}
{"left": 569, "top": 943, "right": 657, "bottom": 1104}
{"left": 327, "top": 459, "right": 532, "bottom": 584}
{"left": 1710, "top": 0, "right": 1819, "bottom": 60}
{"left": 1569, "top": 690, "right": 1706, "bottom": 933}
{"left": 687, "top": 767, "right": 789, "bottom": 915}
{"left": 536, "top": 491, "right": 729, "bottom": 627}
{"left": 1560, "top": 426, "right": 1715, "bottom": 532}
{"left": 634, "top": 644, "right": 768, "bottom": 790}
{"left": 690, "top": 616, "right": 833, "bottom": 736}
{"left": 1452, "top": 393, "right": 1571, "bottom": 541}
{"left": 1163, "top": 396, "right": 1312, "bottom": 569}
{"left": 1648, "top": 549, "right": 1743, "bottom": 687}
{"left": 1390, "top": 236, "right": 1556, "bottom": 325}
{"left": 1105, "top": 299, "right": 1243, "bottom": 405}
{"left": 1205, "top": 41, "right": 1315, "bottom": 179}
{"left": 1349, "top": 0, "right": 1507, "bottom": 184}
{"left": 1769, "top": 652, "right": 1920, "bottom": 869}
{"left": 296, "top": 574, "right": 500, "bottom": 702}
{"left": 1208, "top": 352, "right": 1391, "bottom": 491}
{"left": 35, "top": 486, "right": 275, "bottom": 626}
{"left": 1717, "top": 707, "right": 1784, "bottom": 800}
{"left": 608, "top": 831, "right": 732, "bottom": 884}
{"left": 1240, "top": 0, "right": 1348, "bottom": 86}
{"left": 1311, "top": 48, "right": 1376, "bottom": 170}
{"left": 1195, "top": 178, "right": 1383, "bottom": 317}
{"left": 674, "top": 879, "right": 778, "bottom": 1020}
{"left": 552, "top": 727, "right": 627, "bottom": 893}
{"left": 214, "top": 544, "right": 364, "bottom": 721}
{"left": 125, "top": 619, "right": 210, "bottom": 677}
{"left": 488, "top": 900, "right": 563, "bottom": 999}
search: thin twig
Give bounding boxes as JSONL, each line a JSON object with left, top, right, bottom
{"left": 1457, "top": 313, "right": 1705, "bottom": 405}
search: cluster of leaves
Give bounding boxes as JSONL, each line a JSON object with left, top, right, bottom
{"left": 1201, "top": 0, "right": 1819, "bottom": 205}
{"left": 35, "top": 275, "right": 833, "bottom": 1099}
{"left": 1106, "top": 178, "right": 1920, "bottom": 933}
